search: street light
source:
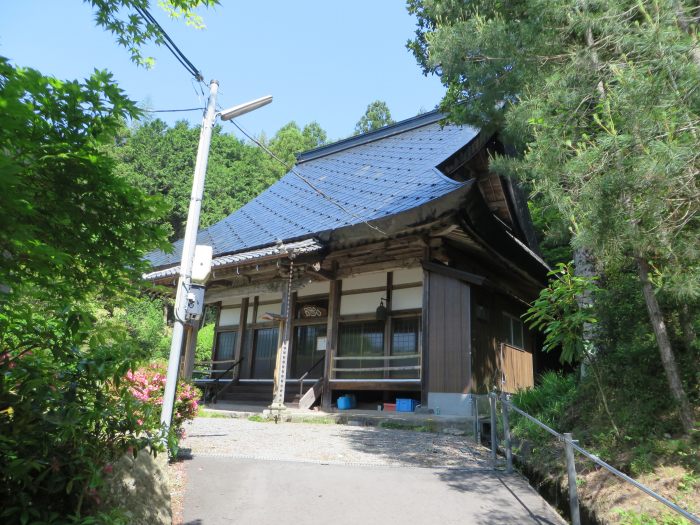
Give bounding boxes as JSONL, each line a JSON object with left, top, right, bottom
{"left": 219, "top": 95, "right": 272, "bottom": 121}
{"left": 160, "top": 80, "right": 272, "bottom": 433}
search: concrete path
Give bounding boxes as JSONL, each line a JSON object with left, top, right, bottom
{"left": 180, "top": 418, "right": 565, "bottom": 525}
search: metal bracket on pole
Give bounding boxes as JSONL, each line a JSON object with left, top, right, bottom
{"left": 564, "top": 433, "right": 582, "bottom": 525}
{"left": 501, "top": 393, "right": 513, "bottom": 474}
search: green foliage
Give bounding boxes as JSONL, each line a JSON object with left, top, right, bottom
{"left": 616, "top": 509, "right": 691, "bottom": 525}
{"left": 195, "top": 322, "right": 215, "bottom": 362}
{"left": 0, "top": 57, "right": 168, "bottom": 302}
{"left": 408, "top": 0, "right": 700, "bottom": 298}
{"left": 118, "top": 298, "right": 171, "bottom": 359}
{"left": 354, "top": 100, "right": 395, "bottom": 135}
{"left": 510, "top": 372, "right": 578, "bottom": 442}
{"left": 526, "top": 197, "right": 572, "bottom": 266}
{"left": 0, "top": 53, "right": 171, "bottom": 522}
{"left": 266, "top": 121, "right": 328, "bottom": 176}
{"left": 0, "top": 304, "right": 163, "bottom": 524}
{"left": 86, "top": 0, "right": 219, "bottom": 68}
{"left": 524, "top": 262, "right": 600, "bottom": 363}
{"left": 110, "top": 118, "right": 327, "bottom": 241}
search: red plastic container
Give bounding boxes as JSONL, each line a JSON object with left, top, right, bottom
{"left": 383, "top": 403, "right": 396, "bottom": 412}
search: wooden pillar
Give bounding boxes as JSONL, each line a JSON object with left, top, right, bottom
{"left": 244, "top": 297, "right": 258, "bottom": 379}
{"left": 383, "top": 272, "right": 392, "bottom": 379}
{"left": 182, "top": 324, "right": 199, "bottom": 380}
{"left": 420, "top": 269, "right": 430, "bottom": 406}
{"left": 322, "top": 279, "right": 341, "bottom": 411}
{"left": 232, "top": 298, "right": 248, "bottom": 381}
{"left": 271, "top": 283, "right": 292, "bottom": 409}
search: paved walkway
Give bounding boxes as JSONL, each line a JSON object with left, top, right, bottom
{"left": 180, "top": 417, "right": 565, "bottom": 525}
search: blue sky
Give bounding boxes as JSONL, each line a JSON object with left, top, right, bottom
{"left": 0, "top": 1, "right": 446, "bottom": 141}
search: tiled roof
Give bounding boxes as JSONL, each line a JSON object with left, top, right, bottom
{"left": 143, "top": 238, "right": 323, "bottom": 281}
{"left": 147, "top": 110, "right": 479, "bottom": 269}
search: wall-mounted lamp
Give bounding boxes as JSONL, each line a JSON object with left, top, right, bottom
{"left": 376, "top": 297, "right": 388, "bottom": 321}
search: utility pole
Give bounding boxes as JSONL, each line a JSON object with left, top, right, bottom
{"left": 160, "top": 79, "right": 219, "bottom": 430}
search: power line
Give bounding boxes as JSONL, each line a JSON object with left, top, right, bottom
{"left": 134, "top": 4, "right": 204, "bottom": 82}
{"left": 143, "top": 107, "right": 204, "bottom": 113}
{"left": 226, "top": 119, "right": 386, "bottom": 236}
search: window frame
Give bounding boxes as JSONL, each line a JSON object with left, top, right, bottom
{"left": 503, "top": 312, "right": 525, "bottom": 350}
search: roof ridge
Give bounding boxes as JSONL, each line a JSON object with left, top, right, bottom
{"left": 296, "top": 108, "right": 446, "bottom": 164}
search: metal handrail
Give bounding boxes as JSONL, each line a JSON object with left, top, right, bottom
{"left": 196, "top": 357, "right": 244, "bottom": 404}
{"left": 298, "top": 356, "right": 325, "bottom": 398}
{"left": 499, "top": 395, "right": 700, "bottom": 525}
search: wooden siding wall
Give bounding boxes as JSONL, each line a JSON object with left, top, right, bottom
{"left": 500, "top": 343, "right": 534, "bottom": 393}
{"left": 426, "top": 272, "right": 472, "bottom": 393}
{"left": 470, "top": 287, "right": 535, "bottom": 392}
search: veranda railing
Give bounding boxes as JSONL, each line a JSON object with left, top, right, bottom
{"left": 330, "top": 352, "right": 421, "bottom": 379}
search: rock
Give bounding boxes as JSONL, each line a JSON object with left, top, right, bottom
{"left": 101, "top": 448, "right": 171, "bottom": 525}
{"left": 443, "top": 427, "right": 466, "bottom": 436}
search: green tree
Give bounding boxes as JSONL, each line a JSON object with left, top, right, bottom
{"left": 110, "top": 118, "right": 327, "bottom": 240}
{"left": 408, "top": 0, "right": 698, "bottom": 433}
{"left": 354, "top": 100, "right": 395, "bottom": 135}
{"left": 266, "top": 121, "right": 328, "bottom": 175}
{"left": 1, "top": 1, "right": 217, "bottom": 520}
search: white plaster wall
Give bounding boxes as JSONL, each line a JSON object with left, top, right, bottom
{"left": 219, "top": 307, "right": 241, "bottom": 327}
{"left": 342, "top": 271, "right": 387, "bottom": 291}
{"left": 392, "top": 286, "right": 423, "bottom": 311}
{"left": 393, "top": 267, "right": 423, "bottom": 285}
{"left": 258, "top": 292, "right": 282, "bottom": 303}
{"left": 256, "top": 302, "right": 282, "bottom": 322}
{"left": 340, "top": 291, "right": 385, "bottom": 316}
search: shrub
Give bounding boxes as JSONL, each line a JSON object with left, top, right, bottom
{"left": 0, "top": 305, "right": 163, "bottom": 524}
{"left": 125, "top": 362, "right": 199, "bottom": 440}
{"left": 510, "top": 371, "right": 578, "bottom": 442}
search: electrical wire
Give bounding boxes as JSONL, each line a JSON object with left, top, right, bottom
{"left": 226, "top": 119, "right": 386, "bottom": 236}
{"left": 144, "top": 107, "right": 204, "bottom": 113}
{"left": 134, "top": 4, "right": 204, "bottom": 81}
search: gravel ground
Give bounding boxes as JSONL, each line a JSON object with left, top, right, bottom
{"left": 179, "top": 416, "right": 492, "bottom": 469}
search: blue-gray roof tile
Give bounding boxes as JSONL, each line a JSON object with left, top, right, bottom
{"left": 147, "top": 111, "right": 479, "bottom": 269}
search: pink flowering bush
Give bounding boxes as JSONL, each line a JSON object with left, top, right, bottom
{"left": 125, "top": 362, "right": 199, "bottom": 439}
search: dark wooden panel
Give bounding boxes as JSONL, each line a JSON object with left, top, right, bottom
{"left": 471, "top": 288, "right": 536, "bottom": 392}
{"left": 426, "top": 271, "right": 471, "bottom": 393}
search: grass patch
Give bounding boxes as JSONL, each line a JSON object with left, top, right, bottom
{"left": 293, "top": 416, "right": 336, "bottom": 425}
{"left": 247, "top": 414, "right": 273, "bottom": 423}
{"left": 196, "top": 408, "right": 232, "bottom": 419}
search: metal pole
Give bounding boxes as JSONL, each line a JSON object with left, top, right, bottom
{"left": 489, "top": 393, "right": 497, "bottom": 466}
{"left": 472, "top": 396, "right": 479, "bottom": 442}
{"left": 564, "top": 433, "right": 582, "bottom": 525}
{"left": 160, "top": 80, "right": 219, "bottom": 430}
{"left": 501, "top": 393, "right": 513, "bottom": 474}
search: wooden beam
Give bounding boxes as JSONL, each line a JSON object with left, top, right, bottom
{"left": 422, "top": 261, "right": 487, "bottom": 287}
{"left": 205, "top": 278, "right": 311, "bottom": 303}
{"left": 329, "top": 380, "right": 420, "bottom": 392}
